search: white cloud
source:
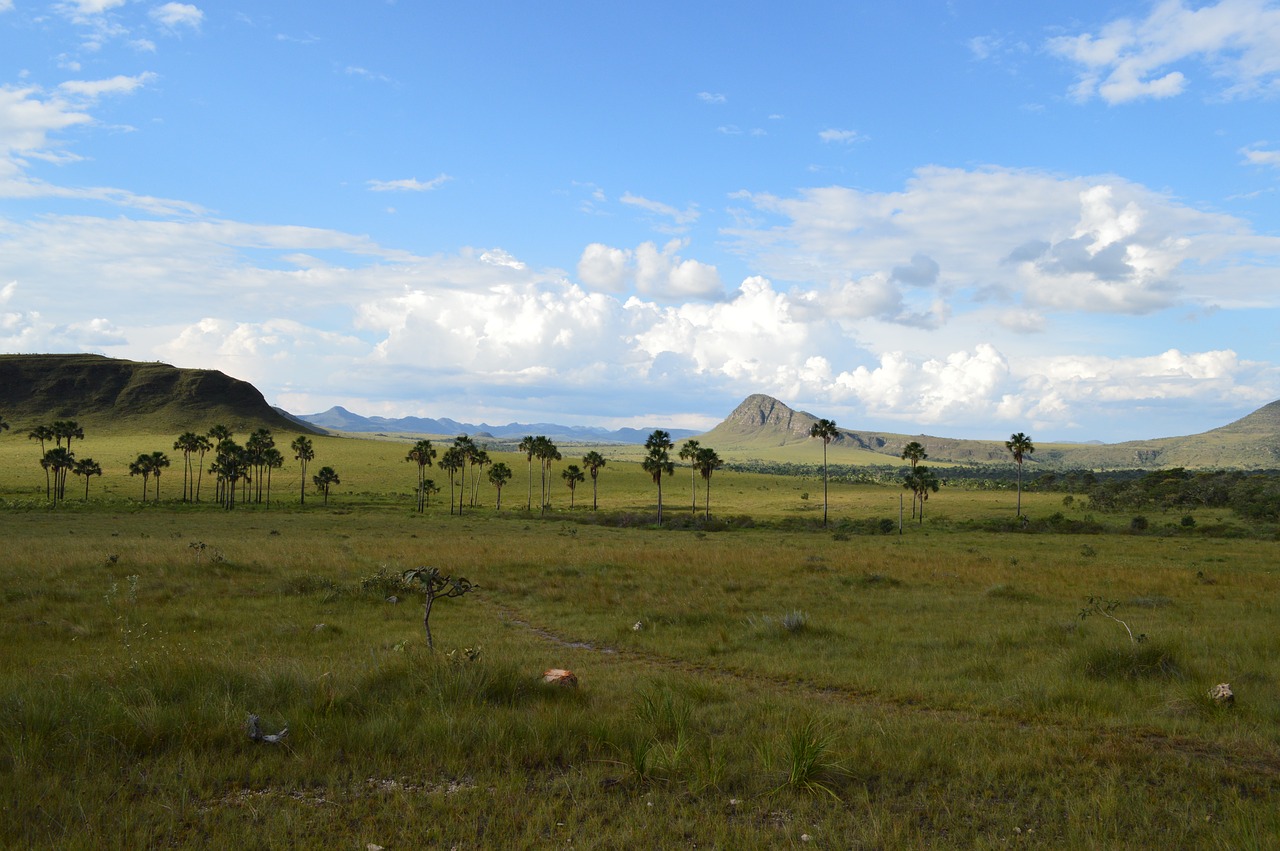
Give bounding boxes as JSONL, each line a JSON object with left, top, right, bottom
{"left": 818, "top": 128, "right": 861, "bottom": 144}
{"left": 58, "top": 72, "right": 157, "bottom": 99}
{"left": 728, "top": 165, "right": 1280, "bottom": 316}
{"left": 620, "top": 192, "right": 700, "bottom": 230}
{"left": 1242, "top": 145, "right": 1280, "bottom": 166}
{"left": 150, "top": 3, "right": 203, "bottom": 30}
{"left": 1049, "top": 0, "right": 1280, "bottom": 104}
{"left": 0, "top": 1, "right": 14, "bottom": 12}
{"left": 577, "top": 239, "right": 723, "bottom": 301}
{"left": 367, "top": 175, "right": 451, "bottom": 192}
{"left": 697, "top": 91, "right": 726, "bottom": 104}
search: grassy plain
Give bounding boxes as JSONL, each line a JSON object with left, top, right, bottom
{"left": 2, "top": 430, "right": 1280, "bottom": 848}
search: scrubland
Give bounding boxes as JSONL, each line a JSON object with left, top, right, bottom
{"left": 2, "top": 432, "right": 1279, "bottom": 848}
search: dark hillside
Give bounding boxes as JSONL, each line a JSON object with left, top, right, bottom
{"left": 0, "top": 354, "right": 318, "bottom": 435}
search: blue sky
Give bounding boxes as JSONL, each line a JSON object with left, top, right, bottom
{"left": 3, "top": 1, "right": 1280, "bottom": 442}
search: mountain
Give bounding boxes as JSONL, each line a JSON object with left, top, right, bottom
{"left": 699, "top": 394, "right": 1011, "bottom": 464}
{"left": 0, "top": 354, "right": 318, "bottom": 435}
{"left": 295, "top": 406, "right": 698, "bottom": 445}
{"left": 700, "top": 394, "right": 1280, "bottom": 469}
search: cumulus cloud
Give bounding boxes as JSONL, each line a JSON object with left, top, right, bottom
{"left": 58, "top": 72, "right": 158, "bottom": 99}
{"left": 150, "top": 3, "right": 203, "bottom": 30}
{"left": 1049, "top": 0, "right": 1280, "bottom": 104}
{"left": 697, "top": 91, "right": 726, "bottom": 104}
{"left": 728, "top": 165, "right": 1280, "bottom": 316}
{"left": 577, "top": 239, "right": 722, "bottom": 300}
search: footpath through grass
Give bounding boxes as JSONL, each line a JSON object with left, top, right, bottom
{"left": 3, "top": 492, "right": 1280, "bottom": 848}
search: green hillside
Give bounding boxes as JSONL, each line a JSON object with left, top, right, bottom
{"left": 0, "top": 353, "right": 314, "bottom": 436}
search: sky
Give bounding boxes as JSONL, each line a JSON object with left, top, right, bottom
{"left": 3, "top": 1, "right": 1280, "bottom": 442}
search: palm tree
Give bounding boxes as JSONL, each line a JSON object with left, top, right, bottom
{"left": 262, "top": 447, "right": 284, "bottom": 506}
{"left": 470, "top": 448, "right": 491, "bottom": 507}
{"left": 72, "top": 457, "right": 102, "bottom": 500}
{"left": 643, "top": 430, "right": 675, "bottom": 525}
{"left": 149, "top": 451, "right": 170, "bottom": 502}
{"left": 291, "top": 435, "right": 314, "bottom": 505}
{"left": 561, "top": 464, "right": 585, "bottom": 509}
{"left": 193, "top": 434, "right": 212, "bottom": 502}
{"left": 519, "top": 435, "right": 536, "bottom": 511}
{"left": 42, "top": 447, "right": 75, "bottom": 503}
{"left": 52, "top": 420, "right": 83, "bottom": 452}
{"left": 312, "top": 465, "right": 341, "bottom": 506}
{"left": 488, "top": 462, "right": 512, "bottom": 510}
{"left": 582, "top": 450, "right": 607, "bottom": 511}
{"left": 29, "top": 425, "right": 54, "bottom": 499}
{"left": 533, "top": 436, "right": 561, "bottom": 515}
{"left": 406, "top": 439, "right": 436, "bottom": 512}
{"left": 901, "top": 441, "right": 927, "bottom": 518}
{"left": 809, "top": 418, "right": 839, "bottom": 527}
{"left": 902, "top": 465, "right": 940, "bottom": 524}
{"left": 1006, "top": 432, "right": 1035, "bottom": 517}
{"left": 679, "top": 439, "right": 702, "bottom": 516}
{"left": 695, "top": 446, "right": 723, "bottom": 521}
{"left": 439, "top": 447, "right": 463, "bottom": 515}
{"left": 129, "top": 453, "right": 154, "bottom": 502}
{"left": 173, "top": 431, "right": 201, "bottom": 502}
{"left": 246, "top": 429, "right": 274, "bottom": 503}
{"left": 452, "top": 435, "right": 476, "bottom": 515}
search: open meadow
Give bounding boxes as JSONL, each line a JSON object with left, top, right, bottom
{"left": 2, "top": 430, "right": 1280, "bottom": 848}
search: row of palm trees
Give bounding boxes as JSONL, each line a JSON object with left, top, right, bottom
{"left": 809, "top": 417, "right": 1033, "bottom": 524}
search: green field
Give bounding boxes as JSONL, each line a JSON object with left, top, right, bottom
{"left": 3, "top": 428, "right": 1280, "bottom": 848}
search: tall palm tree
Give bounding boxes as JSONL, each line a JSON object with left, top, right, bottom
{"left": 488, "top": 462, "right": 512, "bottom": 510}
{"left": 29, "top": 425, "right": 54, "bottom": 499}
{"left": 901, "top": 441, "right": 927, "bottom": 518}
{"left": 246, "top": 429, "right": 274, "bottom": 503}
{"left": 149, "top": 451, "right": 170, "bottom": 502}
{"left": 42, "top": 447, "right": 75, "bottom": 503}
{"left": 679, "top": 439, "right": 702, "bottom": 516}
{"left": 519, "top": 435, "right": 536, "bottom": 511}
{"left": 262, "top": 447, "right": 284, "bottom": 506}
{"left": 695, "top": 446, "right": 723, "bottom": 521}
{"left": 582, "top": 450, "right": 607, "bottom": 511}
{"left": 809, "top": 418, "right": 839, "bottom": 527}
{"left": 129, "top": 453, "right": 154, "bottom": 502}
{"left": 469, "top": 448, "right": 491, "bottom": 507}
{"left": 439, "top": 447, "right": 463, "bottom": 515}
{"left": 193, "top": 434, "right": 212, "bottom": 502}
{"left": 406, "top": 439, "right": 436, "bottom": 512}
{"left": 312, "top": 465, "right": 341, "bottom": 506}
{"left": 643, "top": 430, "right": 675, "bottom": 525}
{"left": 1006, "top": 432, "right": 1035, "bottom": 517}
{"left": 533, "top": 436, "right": 561, "bottom": 515}
{"left": 561, "top": 464, "right": 585, "bottom": 509}
{"left": 291, "top": 435, "right": 314, "bottom": 505}
{"left": 173, "top": 431, "right": 201, "bottom": 502}
{"left": 452, "top": 435, "right": 476, "bottom": 515}
{"left": 72, "top": 457, "right": 102, "bottom": 500}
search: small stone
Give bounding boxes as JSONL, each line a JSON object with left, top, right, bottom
{"left": 801, "top": 834, "right": 812, "bottom": 842}
{"left": 633, "top": 621, "right": 643, "bottom": 631}
{"left": 386, "top": 595, "right": 399, "bottom": 604}
{"left": 542, "top": 668, "right": 579, "bottom": 687}
{"left": 1208, "top": 683, "right": 1234, "bottom": 705}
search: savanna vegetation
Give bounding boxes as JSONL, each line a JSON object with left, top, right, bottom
{"left": 2, "top": 414, "right": 1280, "bottom": 848}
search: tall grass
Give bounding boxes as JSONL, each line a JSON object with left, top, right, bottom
{"left": 3, "top": 459, "right": 1280, "bottom": 845}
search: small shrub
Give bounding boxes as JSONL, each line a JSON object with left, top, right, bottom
{"left": 1130, "top": 515, "right": 1149, "bottom": 532}
{"left": 1181, "top": 514, "right": 1196, "bottom": 528}
{"left": 1081, "top": 641, "right": 1182, "bottom": 680}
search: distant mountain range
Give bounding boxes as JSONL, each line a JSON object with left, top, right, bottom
{"left": 5, "top": 354, "right": 1280, "bottom": 468}
{"left": 295, "top": 405, "right": 698, "bottom": 445}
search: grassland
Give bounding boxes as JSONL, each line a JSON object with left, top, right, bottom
{"left": 3, "top": 429, "right": 1280, "bottom": 848}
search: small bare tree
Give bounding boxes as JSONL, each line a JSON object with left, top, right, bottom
{"left": 402, "top": 566, "right": 478, "bottom": 650}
